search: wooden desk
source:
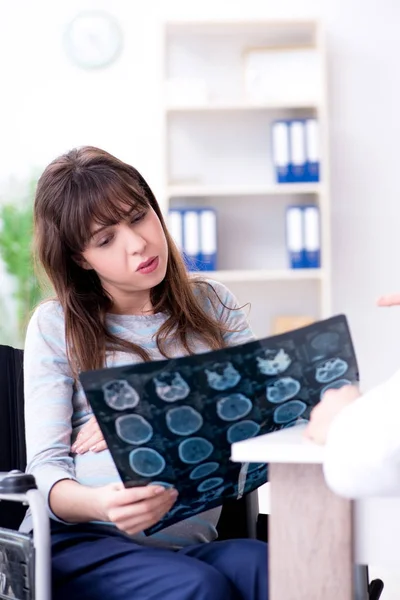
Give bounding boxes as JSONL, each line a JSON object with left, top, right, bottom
{"left": 231, "top": 425, "right": 400, "bottom": 600}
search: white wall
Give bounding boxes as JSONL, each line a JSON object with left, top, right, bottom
{"left": 1, "top": 0, "right": 400, "bottom": 384}
{"left": 324, "top": 1, "right": 400, "bottom": 390}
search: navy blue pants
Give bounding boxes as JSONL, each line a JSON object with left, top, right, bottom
{"left": 51, "top": 522, "right": 268, "bottom": 600}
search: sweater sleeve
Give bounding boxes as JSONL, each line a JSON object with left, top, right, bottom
{"left": 24, "top": 302, "right": 77, "bottom": 519}
{"left": 323, "top": 368, "right": 400, "bottom": 498}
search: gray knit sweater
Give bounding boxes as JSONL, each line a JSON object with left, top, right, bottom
{"left": 20, "top": 280, "right": 254, "bottom": 548}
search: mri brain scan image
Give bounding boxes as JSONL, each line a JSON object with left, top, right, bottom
{"left": 311, "top": 331, "right": 340, "bottom": 354}
{"left": 216, "top": 393, "right": 253, "bottom": 422}
{"left": 178, "top": 437, "right": 214, "bottom": 464}
{"left": 226, "top": 420, "right": 260, "bottom": 444}
{"left": 205, "top": 362, "right": 241, "bottom": 391}
{"left": 129, "top": 448, "right": 166, "bottom": 477}
{"left": 189, "top": 462, "right": 220, "bottom": 480}
{"left": 166, "top": 406, "right": 203, "bottom": 436}
{"left": 197, "top": 477, "right": 224, "bottom": 493}
{"left": 273, "top": 400, "right": 307, "bottom": 424}
{"left": 256, "top": 348, "right": 291, "bottom": 376}
{"left": 315, "top": 358, "right": 348, "bottom": 383}
{"left": 115, "top": 414, "right": 153, "bottom": 445}
{"left": 102, "top": 380, "right": 140, "bottom": 410}
{"left": 154, "top": 372, "right": 190, "bottom": 402}
{"left": 266, "top": 377, "right": 301, "bottom": 404}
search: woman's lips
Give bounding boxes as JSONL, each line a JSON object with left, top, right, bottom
{"left": 137, "top": 256, "right": 159, "bottom": 274}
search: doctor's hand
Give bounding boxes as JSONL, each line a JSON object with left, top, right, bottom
{"left": 377, "top": 294, "right": 400, "bottom": 307}
{"left": 304, "top": 385, "right": 361, "bottom": 445}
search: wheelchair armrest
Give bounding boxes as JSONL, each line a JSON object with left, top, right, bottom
{"left": 0, "top": 471, "right": 37, "bottom": 497}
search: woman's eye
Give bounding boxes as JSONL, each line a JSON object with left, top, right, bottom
{"left": 98, "top": 236, "right": 112, "bottom": 247}
{"left": 131, "top": 211, "right": 146, "bottom": 223}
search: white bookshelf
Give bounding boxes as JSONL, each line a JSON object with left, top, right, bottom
{"left": 166, "top": 101, "right": 320, "bottom": 113}
{"left": 189, "top": 269, "right": 325, "bottom": 284}
{"left": 161, "top": 19, "right": 331, "bottom": 338}
{"left": 167, "top": 183, "right": 323, "bottom": 199}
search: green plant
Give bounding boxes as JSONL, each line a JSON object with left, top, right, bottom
{"left": 0, "top": 179, "right": 44, "bottom": 344}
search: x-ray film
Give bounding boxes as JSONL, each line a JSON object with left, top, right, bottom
{"left": 80, "top": 314, "right": 358, "bottom": 534}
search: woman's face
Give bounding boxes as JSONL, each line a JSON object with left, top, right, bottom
{"left": 81, "top": 206, "right": 168, "bottom": 306}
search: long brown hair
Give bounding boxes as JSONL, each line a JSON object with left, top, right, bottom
{"left": 34, "top": 146, "right": 237, "bottom": 377}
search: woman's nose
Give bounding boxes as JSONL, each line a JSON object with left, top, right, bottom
{"left": 124, "top": 226, "right": 146, "bottom": 254}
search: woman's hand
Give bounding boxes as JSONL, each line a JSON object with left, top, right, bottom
{"left": 71, "top": 416, "right": 107, "bottom": 454}
{"left": 95, "top": 483, "right": 179, "bottom": 535}
{"left": 304, "top": 385, "right": 361, "bottom": 445}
